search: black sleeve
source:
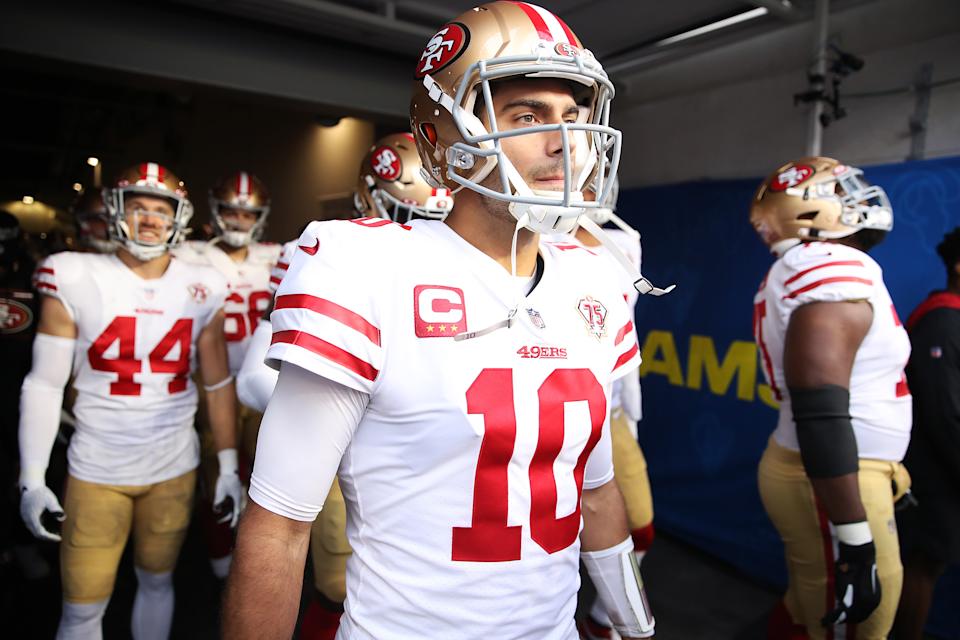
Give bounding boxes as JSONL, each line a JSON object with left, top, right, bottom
{"left": 906, "top": 309, "right": 960, "bottom": 485}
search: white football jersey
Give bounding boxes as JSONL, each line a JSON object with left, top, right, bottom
{"left": 267, "top": 239, "right": 297, "bottom": 294}
{"left": 753, "top": 242, "right": 912, "bottom": 461}
{"left": 548, "top": 229, "right": 642, "bottom": 413}
{"left": 35, "top": 252, "right": 227, "bottom": 485}
{"left": 264, "top": 218, "right": 640, "bottom": 640}
{"left": 174, "top": 240, "right": 280, "bottom": 374}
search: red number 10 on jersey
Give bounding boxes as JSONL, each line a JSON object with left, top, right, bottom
{"left": 88, "top": 316, "right": 194, "bottom": 396}
{"left": 453, "top": 368, "right": 606, "bottom": 562}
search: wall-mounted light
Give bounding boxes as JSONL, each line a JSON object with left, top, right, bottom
{"left": 87, "top": 157, "right": 100, "bottom": 167}
{"left": 73, "top": 182, "right": 83, "bottom": 192}
{"left": 22, "top": 195, "right": 35, "bottom": 204}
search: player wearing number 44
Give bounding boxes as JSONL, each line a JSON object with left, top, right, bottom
{"left": 173, "top": 171, "right": 281, "bottom": 580}
{"left": 225, "top": 2, "right": 660, "bottom": 640}
{"left": 18, "top": 162, "right": 242, "bottom": 640}
{"left": 752, "top": 157, "right": 912, "bottom": 640}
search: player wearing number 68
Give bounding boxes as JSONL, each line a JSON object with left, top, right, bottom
{"left": 18, "top": 162, "right": 242, "bottom": 639}
{"left": 225, "top": 3, "right": 656, "bottom": 639}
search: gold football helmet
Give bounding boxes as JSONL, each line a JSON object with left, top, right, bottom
{"left": 409, "top": 1, "right": 620, "bottom": 234}
{"left": 103, "top": 162, "right": 193, "bottom": 260}
{"left": 750, "top": 156, "right": 893, "bottom": 253}
{"left": 72, "top": 188, "right": 116, "bottom": 253}
{"left": 209, "top": 171, "right": 271, "bottom": 247}
{"left": 354, "top": 133, "right": 453, "bottom": 223}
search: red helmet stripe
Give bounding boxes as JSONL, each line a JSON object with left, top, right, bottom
{"left": 156, "top": 164, "right": 167, "bottom": 182}
{"left": 511, "top": 2, "right": 553, "bottom": 41}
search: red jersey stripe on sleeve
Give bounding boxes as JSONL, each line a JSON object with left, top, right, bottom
{"left": 272, "top": 330, "right": 378, "bottom": 382}
{"left": 783, "top": 276, "right": 873, "bottom": 300}
{"left": 275, "top": 261, "right": 289, "bottom": 271}
{"left": 36, "top": 267, "right": 55, "bottom": 276}
{"left": 612, "top": 342, "right": 639, "bottom": 372}
{"left": 36, "top": 282, "right": 58, "bottom": 292}
{"left": 274, "top": 294, "right": 381, "bottom": 346}
{"left": 614, "top": 320, "right": 634, "bottom": 347}
{"left": 783, "top": 260, "right": 864, "bottom": 286}
{"left": 269, "top": 276, "right": 283, "bottom": 286}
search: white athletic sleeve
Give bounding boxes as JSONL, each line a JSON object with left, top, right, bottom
{"left": 18, "top": 333, "right": 75, "bottom": 487}
{"left": 248, "top": 362, "right": 368, "bottom": 521}
{"left": 236, "top": 319, "right": 278, "bottom": 413}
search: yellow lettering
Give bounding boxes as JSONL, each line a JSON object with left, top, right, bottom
{"left": 757, "top": 383, "right": 780, "bottom": 409}
{"left": 638, "top": 330, "right": 684, "bottom": 386}
{"left": 686, "top": 336, "right": 757, "bottom": 400}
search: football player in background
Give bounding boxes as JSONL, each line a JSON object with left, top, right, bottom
{"left": 752, "top": 157, "right": 910, "bottom": 640}
{"left": 234, "top": 134, "right": 452, "bottom": 640}
{"left": 226, "top": 3, "right": 658, "bottom": 639}
{"left": 894, "top": 227, "right": 960, "bottom": 640}
{"left": 174, "top": 170, "right": 280, "bottom": 579}
{"left": 18, "top": 163, "right": 242, "bottom": 639}
{"left": 71, "top": 188, "right": 116, "bottom": 254}
{"left": 566, "top": 183, "right": 655, "bottom": 640}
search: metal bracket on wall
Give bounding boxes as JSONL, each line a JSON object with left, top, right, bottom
{"left": 907, "top": 63, "right": 934, "bottom": 162}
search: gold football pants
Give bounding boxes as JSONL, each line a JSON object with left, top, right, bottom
{"left": 310, "top": 478, "right": 351, "bottom": 603}
{"left": 758, "top": 437, "right": 908, "bottom": 640}
{"left": 610, "top": 410, "right": 654, "bottom": 533}
{"left": 60, "top": 470, "right": 196, "bottom": 603}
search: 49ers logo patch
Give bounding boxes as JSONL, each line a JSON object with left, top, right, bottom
{"left": 578, "top": 295, "right": 607, "bottom": 341}
{"left": 0, "top": 298, "right": 33, "bottom": 334}
{"left": 769, "top": 165, "right": 815, "bottom": 192}
{"left": 415, "top": 23, "right": 469, "bottom": 78}
{"left": 371, "top": 145, "right": 402, "bottom": 182}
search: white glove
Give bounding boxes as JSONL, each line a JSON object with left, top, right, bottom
{"left": 213, "top": 448, "right": 245, "bottom": 528}
{"left": 20, "top": 484, "right": 65, "bottom": 542}
{"left": 620, "top": 366, "right": 642, "bottom": 425}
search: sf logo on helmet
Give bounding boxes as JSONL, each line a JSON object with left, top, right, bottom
{"left": 771, "top": 165, "right": 814, "bottom": 191}
{"left": 415, "top": 23, "right": 468, "bottom": 78}
{"left": 372, "top": 147, "right": 402, "bottom": 181}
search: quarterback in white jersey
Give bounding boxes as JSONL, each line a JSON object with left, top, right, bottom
{"left": 18, "top": 163, "right": 242, "bottom": 640}
{"left": 226, "top": 4, "right": 656, "bottom": 640}
{"left": 752, "top": 157, "right": 911, "bottom": 640}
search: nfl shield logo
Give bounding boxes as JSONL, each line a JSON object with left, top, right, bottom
{"left": 527, "top": 308, "right": 546, "bottom": 329}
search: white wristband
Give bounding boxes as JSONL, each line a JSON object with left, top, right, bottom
{"left": 217, "top": 448, "right": 239, "bottom": 476}
{"left": 835, "top": 521, "right": 873, "bottom": 546}
{"left": 582, "top": 537, "right": 655, "bottom": 638}
{"left": 204, "top": 375, "right": 234, "bottom": 393}
{"left": 18, "top": 465, "right": 47, "bottom": 491}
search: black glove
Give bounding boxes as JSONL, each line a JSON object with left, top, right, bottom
{"left": 821, "top": 540, "right": 882, "bottom": 627}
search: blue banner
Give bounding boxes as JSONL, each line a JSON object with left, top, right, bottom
{"left": 622, "top": 155, "right": 960, "bottom": 636}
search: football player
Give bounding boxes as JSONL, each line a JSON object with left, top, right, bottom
{"left": 72, "top": 188, "right": 116, "bottom": 254}
{"left": 354, "top": 132, "right": 453, "bottom": 223}
{"left": 18, "top": 163, "right": 242, "bottom": 639}
{"left": 226, "top": 3, "right": 657, "bottom": 639}
{"left": 894, "top": 227, "right": 960, "bottom": 640}
{"left": 752, "top": 157, "right": 911, "bottom": 639}
{"left": 564, "top": 184, "right": 655, "bottom": 640}
{"left": 234, "top": 139, "right": 452, "bottom": 639}
{"left": 174, "top": 171, "right": 280, "bottom": 579}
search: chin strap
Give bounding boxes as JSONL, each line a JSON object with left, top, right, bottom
{"left": 454, "top": 213, "right": 531, "bottom": 342}
{"left": 576, "top": 216, "right": 676, "bottom": 297}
